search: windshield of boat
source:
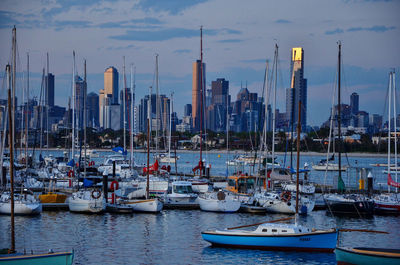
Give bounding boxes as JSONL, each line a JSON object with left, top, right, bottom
{"left": 173, "top": 185, "right": 193, "bottom": 194}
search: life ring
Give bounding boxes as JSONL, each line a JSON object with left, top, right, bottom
{"left": 68, "top": 170, "right": 74, "bottom": 178}
{"left": 89, "top": 161, "right": 95, "bottom": 166}
{"left": 110, "top": 180, "right": 119, "bottom": 191}
{"left": 91, "top": 189, "right": 102, "bottom": 199}
{"left": 280, "top": 191, "right": 292, "bottom": 202}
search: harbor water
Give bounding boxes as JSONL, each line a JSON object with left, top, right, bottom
{"left": 1, "top": 150, "right": 399, "bottom": 264}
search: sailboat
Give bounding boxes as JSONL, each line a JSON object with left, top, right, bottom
{"left": 373, "top": 70, "right": 400, "bottom": 214}
{"left": 202, "top": 101, "right": 338, "bottom": 252}
{"left": 121, "top": 56, "right": 163, "bottom": 213}
{"left": 324, "top": 42, "right": 374, "bottom": 216}
{"left": 253, "top": 45, "right": 315, "bottom": 215}
{"left": 0, "top": 27, "right": 73, "bottom": 264}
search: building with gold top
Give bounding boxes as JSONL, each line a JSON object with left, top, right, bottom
{"left": 99, "top": 66, "right": 120, "bottom": 129}
{"left": 192, "top": 60, "right": 206, "bottom": 132}
{"left": 286, "top": 47, "right": 307, "bottom": 129}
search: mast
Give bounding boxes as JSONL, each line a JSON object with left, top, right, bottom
{"left": 25, "top": 53, "right": 29, "bottom": 169}
{"left": 295, "top": 101, "right": 302, "bottom": 219}
{"left": 272, "top": 44, "right": 278, "bottom": 174}
{"left": 71, "top": 51, "right": 76, "bottom": 168}
{"left": 84, "top": 59, "right": 87, "bottom": 177}
{"left": 226, "top": 90, "right": 229, "bottom": 178}
{"left": 146, "top": 86, "right": 151, "bottom": 199}
{"left": 46, "top": 52, "right": 49, "bottom": 152}
{"left": 393, "top": 71, "right": 398, "bottom": 192}
{"left": 123, "top": 56, "right": 127, "bottom": 153}
{"left": 262, "top": 60, "right": 269, "bottom": 188}
{"left": 199, "top": 26, "right": 204, "bottom": 177}
{"left": 388, "top": 71, "right": 392, "bottom": 193}
{"left": 168, "top": 93, "right": 173, "bottom": 167}
{"left": 7, "top": 64, "right": 15, "bottom": 253}
{"left": 40, "top": 68, "right": 44, "bottom": 154}
{"left": 130, "top": 64, "right": 135, "bottom": 169}
{"left": 337, "top": 42, "right": 342, "bottom": 182}
{"left": 155, "top": 54, "right": 159, "bottom": 158}
{"left": 11, "top": 27, "right": 16, "bottom": 159}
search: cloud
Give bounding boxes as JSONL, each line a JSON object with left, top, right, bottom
{"left": 53, "top": 20, "right": 93, "bottom": 31}
{"left": 42, "top": 0, "right": 118, "bottom": 18}
{"left": 106, "top": 44, "right": 136, "bottom": 50}
{"left": 109, "top": 27, "right": 223, "bottom": 41}
{"left": 136, "top": 0, "right": 209, "bottom": 15}
{"left": 0, "top": 10, "right": 21, "bottom": 28}
{"left": 173, "top": 49, "right": 191, "bottom": 54}
{"left": 325, "top": 28, "right": 344, "bottom": 35}
{"left": 347, "top": 25, "right": 396, "bottom": 32}
{"left": 217, "top": 39, "right": 243, "bottom": 43}
{"left": 98, "top": 18, "right": 163, "bottom": 29}
{"left": 275, "top": 19, "right": 292, "bottom": 24}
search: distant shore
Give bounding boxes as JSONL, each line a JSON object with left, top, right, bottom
{"left": 20, "top": 148, "right": 389, "bottom": 158}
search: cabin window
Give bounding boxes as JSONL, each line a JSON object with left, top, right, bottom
{"left": 272, "top": 229, "right": 277, "bottom": 232}
{"left": 282, "top": 230, "right": 287, "bottom": 232}
{"left": 228, "top": 179, "right": 236, "bottom": 187}
{"left": 299, "top": 229, "right": 302, "bottom": 232}
{"left": 262, "top": 229, "right": 268, "bottom": 232}
{"left": 173, "top": 185, "right": 193, "bottom": 194}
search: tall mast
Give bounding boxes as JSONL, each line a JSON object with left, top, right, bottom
{"left": 262, "top": 60, "right": 269, "bottom": 186}
{"left": 72, "top": 51, "right": 76, "bottom": 166}
{"left": 155, "top": 54, "right": 159, "bottom": 158}
{"left": 226, "top": 90, "right": 229, "bottom": 178}
{"left": 25, "top": 53, "right": 29, "bottom": 169}
{"left": 11, "top": 27, "right": 16, "bottom": 160}
{"left": 123, "top": 56, "right": 127, "bottom": 153}
{"left": 387, "top": 71, "right": 392, "bottom": 193}
{"left": 146, "top": 86, "right": 151, "bottom": 199}
{"left": 272, "top": 44, "right": 278, "bottom": 174}
{"left": 199, "top": 26, "right": 204, "bottom": 177}
{"left": 168, "top": 93, "right": 173, "bottom": 167}
{"left": 7, "top": 64, "right": 15, "bottom": 253}
{"left": 295, "top": 101, "right": 302, "bottom": 219}
{"left": 393, "top": 71, "right": 398, "bottom": 192}
{"left": 130, "top": 64, "right": 135, "bottom": 169}
{"left": 40, "top": 68, "right": 44, "bottom": 154}
{"left": 84, "top": 59, "right": 87, "bottom": 177}
{"left": 46, "top": 52, "right": 49, "bottom": 152}
{"left": 338, "top": 42, "right": 342, "bottom": 182}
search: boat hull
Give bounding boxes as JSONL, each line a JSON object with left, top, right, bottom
{"left": 0, "top": 251, "right": 74, "bottom": 265}
{"left": 0, "top": 202, "right": 42, "bottom": 215}
{"left": 201, "top": 230, "right": 337, "bottom": 252}
{"left": 198, "top": 197, "right": 241, "bottom": 212}
{"left": 123, "top": 199, "right": 163, "bottom": 213}
{"left": 325, "top": 200, "right": 374, "bottom": 216}
{"left": 68, "top": 199, "right": 104, "bottom": 213}
{"left": 335, "top": 247, "right": 400, "bottom": 265}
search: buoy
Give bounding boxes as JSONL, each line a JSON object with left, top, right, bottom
{"left": 218, "top": 154, "right": 221, "bottom": 158}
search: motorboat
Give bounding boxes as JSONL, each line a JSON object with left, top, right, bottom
{"left": 164, "top": 181, "right": 199, "bottom": 209}
{"left": 198, "top": 190, "right": 241, "bottom": 212}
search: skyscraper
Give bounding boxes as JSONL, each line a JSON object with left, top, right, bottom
{"left": 207, "top": 78, "right": 230, "bottom": 132}
{"left": 350, "top": 92, "right": 359, "bottom": 115}
{"left": 192, "top": 60, "right": 206, "bottom": 132}
{"left": 75, "top": 75, "right": 86, "bottom": 129}
{"left": 184, "top": 104, "right": 192, "bottom": 117}
{"left": 87, "top": 92, "right": 99, "bottom": 127}
{"left": 286, "top": 47, "right": 307, "bottom": 129}
{"left": 45, "top": 73, "right": 55, "bottom": 107}
{"left": 100, "top": 66, "right": 119, "bottom": 129}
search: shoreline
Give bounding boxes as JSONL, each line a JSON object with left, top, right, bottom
{"left": 19, "top": 148, "right": 389, "bottom": 158}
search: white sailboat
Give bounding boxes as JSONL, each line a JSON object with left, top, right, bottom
{"left": 374, "top": 70, "right": 400, "bottom": 214}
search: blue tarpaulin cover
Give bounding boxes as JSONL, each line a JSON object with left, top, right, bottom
{"left": 83, "top": 178, "right": 94, "bottom": 188}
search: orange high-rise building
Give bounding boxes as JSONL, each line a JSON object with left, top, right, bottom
{"left": 192, "top": 60, "right": 205, "bottom": 132}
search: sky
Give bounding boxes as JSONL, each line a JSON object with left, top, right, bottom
{"left": 0, "top": 0, "right": 399, "bottom": 126}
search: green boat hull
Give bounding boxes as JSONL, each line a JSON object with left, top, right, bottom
{"left": 335, "top": 247, "right": 400, "bottom": 265}
{"left": 0, "top": 251, "right": 74, "bottom": 265}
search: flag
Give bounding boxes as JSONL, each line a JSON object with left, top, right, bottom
{"left": 83, "top": 178, "right": 93, "bottom": 188}
{"left": 388, "top": 173, "right": 400, "bottom": 188}
{"left": 67, "top": 159, "right": 75, "bottom": 167}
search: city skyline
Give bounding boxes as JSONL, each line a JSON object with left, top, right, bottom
{"left": 0, "top": 0, "right": 399, "bottom": 126}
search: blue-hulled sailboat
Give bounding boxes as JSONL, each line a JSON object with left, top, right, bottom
{"left": 202, "top": 80, "right": 338, "bottom": 252}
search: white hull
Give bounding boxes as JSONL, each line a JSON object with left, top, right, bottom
{"left": 256, "top": 193, "right": 315, "bottom": 214}
{"left": 164, "top": 196, "right": 199, "bottom": 208}
{"left": 123, "top": 198, "right": 163, "bottom": 212}
{"left": 312, "top": 164, "right": 348, "bottom": 171}
{"left": 0, "top": 202, "right": 42, "bottom": 215}
{"left": 198, "top": 196, "right": 241, "bottom": 212}
{"left": 68, "top": 191, "right": 105, "bottom": 213}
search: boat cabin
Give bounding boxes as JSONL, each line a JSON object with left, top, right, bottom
{"left": 254, "top": 223, "right": 311, "bottom": 235}
{"left": 227, "top": 175, "right": 256, "bottom": 195}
